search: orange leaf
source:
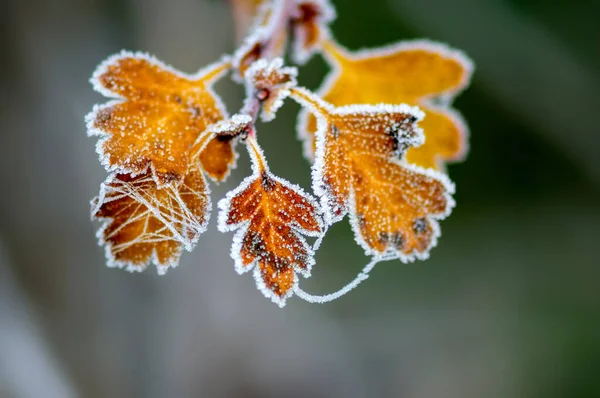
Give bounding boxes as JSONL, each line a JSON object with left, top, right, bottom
{"left": 298, "top": 39, "right": 473, "bottom": 170}
{"left": 91, "top": 164, "right": 210, "bottom": 274}
{"left": 292, "top": 88, "right": 454, "bottom": 261}
{"left": 218, "top": 136, "right": 323, "bottom": 306}
{"left": 87, "top": 51, "right": 236, "bottom": 185}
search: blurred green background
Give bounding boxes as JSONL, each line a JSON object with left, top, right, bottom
{"left": 1, "top": 0, "right": 599, "bottom": 397}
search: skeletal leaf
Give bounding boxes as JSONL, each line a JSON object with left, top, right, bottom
{"left": 87, "top": 51, "right": 236, "bottom": 185}
{"left": 218, "top": 135, "right": 323, "bottom": 307}
{"left": 292, "top": 88, "right": 454, "bottom": 261}
{"left": 91, "top": 164, "right": 210, "bottom": 275}
{"left": 299, "top": 39, "right": 473, "bottom": 170}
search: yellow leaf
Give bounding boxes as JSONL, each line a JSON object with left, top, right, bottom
{"left": 299, "top": 39, "right": 473, "bottom": 170}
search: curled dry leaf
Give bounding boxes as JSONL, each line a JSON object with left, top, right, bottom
{"left": 91, "top": 164, "right": 210, "bottom": 275}
{"left": 87, "top": 51, "right": 236, "bottom": 185}
{"left": 299, "top": 39, "right": 473, "bottom": 170}
{"left": 291, "top": 88, "right": 455, "bottom": 261}
{"left": 290, "top": 0, "right": 336, "bottom": 64}
{"left": 231, "top": 0, "right": 335, "bottom": 76}
{"left": 232, "top": 0, "right": 289, "bottom": 78}
{"left": 218, "top": 136, "right": 323, "bottom": 306}
{"left": 244, "top": 58, "right": 298, "bottom": 121}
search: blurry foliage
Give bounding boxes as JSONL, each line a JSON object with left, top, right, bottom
{"left": 0, "top": 0, "right": 598, "bottom": 397}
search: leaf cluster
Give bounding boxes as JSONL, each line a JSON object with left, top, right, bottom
{"left": 86, "top": 0, "right": 473, "bottom": 306}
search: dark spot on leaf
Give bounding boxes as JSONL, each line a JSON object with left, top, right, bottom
{"left": 190, "top": 106, "right": 202, "bottom": 118}
{"left": 405, "top": 115, "right": 417, "bottom": 124}
{"left": 379, "top": 231, "right": 404, "bottom": 250}
{"left": 413, "top": 218, "right": 427, "bottom": 234}
{"left": 261, "top": 171, "right": 276, "bottom": 191}
{"left": 356, "top": 213, "right": 366, "bottom": 228}
{"left": 330, "top": 124, "right": 340, "bottom": 139}
{"left": 97, "top": 108, "right": 112, "bottom": 123}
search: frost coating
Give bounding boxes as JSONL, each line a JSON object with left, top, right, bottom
{"left": 231, "top": 0, "right": 288, "bottom": 79}
{"left": 244, "top": 58, "right": 298, "bottom": 122}
{"left": 291, "top": 87, "right": 455, "bottom": 263}
{"left": 207, "top": 114, "right": 253, "bottom": 136}
{"left": 298, "top": 38, "right": 474, "bottom": 169}
{"left": 87, "top": 51, "right": 233, "bottom": 186}
{"left": 82, "top": 0, "right": 474, "bottom": 305}
{"left": 290, "top": 0, "right": 336, "bottom": 64}
{"left": 217, "top": 136, "right": 324, "bottom": 307}
{"left": 91, "top": 166, "right": 211, "bottom": 275}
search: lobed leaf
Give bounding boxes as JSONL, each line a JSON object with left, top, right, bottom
{"left": 218, "top": 136, "right": 323, "bottom": 306}
{"left": 87, "top": 51, "right": 236, "bottom": 185}
{"left": 91, "top": 164, "right": 210, "bottom": 275}
{"left": 292, "top": 88, "right": 455, "bottom": 261}
{"left": 298, "top": 39, "right": 473, "bottom": 170}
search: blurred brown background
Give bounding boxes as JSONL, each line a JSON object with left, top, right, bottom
{"left": 1, "top": 0, "right": 599, "bottom": 397}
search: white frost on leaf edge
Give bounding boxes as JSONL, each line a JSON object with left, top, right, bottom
{"left": 244, "top": 58, "right": 298, "bottom": 122}
{"left": 86, "top": 50, "right": 231, "bottom": 187}
{"left": 291, "top": 88, "right": 455, "bottom": 263}
{"left": 207, "top": 113, "right": 253, "bottom": 135}
{"left": 422, "top": 102, "right": 471, "bottom": 171}
{"left": 231, "top": 0, "right": 287, "bottom": 81}
{"left": 297, "top": 38, "right": 474, "bottom": 165}
{"left": 91, "top": 167, "right": 211, "bottom": 275}
{"left": 290, "top": 0, "right": 337, "bottom": 65}
{"left": 346, "top": 170, "right": 455, "bottom": 263}
{"left": 217, "top": 138, "right": 324, "bottom": 307}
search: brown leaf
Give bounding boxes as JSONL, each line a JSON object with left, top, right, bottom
{"left": 290, "top": 0, "right": 336, "bottom": 64}
{"left": 91, "top": 164, "right": 210, "bottom": 274}
{"left": 218, "top": 136, "right": 323, "bottom": 306}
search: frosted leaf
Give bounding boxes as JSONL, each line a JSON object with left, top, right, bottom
{"left": 87, "top": 51, "right": 237, "bottom": 185}
{"left": 207, "top": 114, "right": 253, "bottom": 136}
{"left": 290, "top": 0, "right": 336, "bottom": 64}
{"left": 244, "top": 58, "right": 298, "bottom": 122}
{"left": 298, "top": 39, "right": 473, "bottom": 170}
{"left": 291, "top": 88, "right": 455, "bottom": 262}
{"left": 232, "top": 0, "right": 288, "bottom": 79}
{"left": 228, "top": 0, "right": 269, "bottom": 41}
{"left": 91, "top": 164, "right": 210, "bottom": 275}
{"left": 217, "top": 136, "right": 323, "bottom": 307}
